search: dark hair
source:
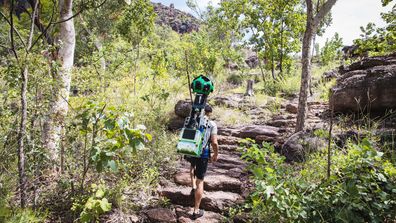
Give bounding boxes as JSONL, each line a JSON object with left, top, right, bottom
{"left": 204, "top": 104, "right": 213, "bottom": 113}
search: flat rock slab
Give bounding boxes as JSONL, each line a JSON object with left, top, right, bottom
{"left": 160, "top": 186, "right": 242, "bottom": 213}
{"left": 217, "top": 153, "right": 245, "bottom": 166}
{"left": 217, "top": 135, "right": 241, "bottom": 145}
{"left": 174, "top": 172, "right": 242, "bottom": 193}
{"left": 175, "top": 206, "right": 223, "bottom": 223}
{"left": 219, "top": 125, "right": 280, "bottom": 139}
{"left": 144, "top": 208, "right": 177, "bottom": 223}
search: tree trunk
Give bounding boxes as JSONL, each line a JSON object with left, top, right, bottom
{"left": 17, "top": 66, "right": 28, "bottom": 208}
{"left": 245, "top": 79, "right": 254, "bottom": 96}
{"left": 16, "top": 0, "right": 38, "bottom": 208}
{"left": 271, "top": 48, "right": 276, "bottom": 80}
{"left": 296, "top": 1, "right": 314, "bottom": 132}
{"left": 279, "top": 19, "right": 284, "bottom": 75}
{"left": 296, "top": 0, "right": 337, "bottom": 132}
{"left": 43, "top": 0, "right": 75, "bottom": 164}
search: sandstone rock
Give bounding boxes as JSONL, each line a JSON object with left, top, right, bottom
{"left": 153, "top": 3, "right": 200, "bottom": 34}
{"left": 213, "top": 96, "right": 241, "bottom": 108}
{"left": 245, "top": 54, "right": 259, "bottom": 69}
{"left": 160, "top": 186, "right": 242, "bottom": 213}
{"left": 167, "top": 116, "right": 185, "bottom": 131}
{"left": 175, "top": 100, "right": 191, "bottom": 118}
{"left": 285, "top": 103, "right": 298, "bottom": 114}
{"left": 331, "top": 63, "right": 396, "bottom": 113}
{"left": 266, "top": 119, "right": 294, "bottom": 128}
{"left": 217, "top": 135, "right": 241, "bottom": 145}
{"left": 144, "top": 208, "right": 177, "bottom": 223}
{"left": 281, "top": 131, "right": 326, "bottom": 162}
{"left": 339, "top": 53, "right": 396, "bottom": 74}
{"left": 323, "top": 69, "right": 339, "bottom": 81}
{"left": 175, "top": 206, "right": 223, "bottom": 223}
{"left": 231, "top": 125, "right": 280, "bottom": 139}
{"left": 219, "top": 144, "right": 239, "bottom": 152}
{"left": 174, "top": 172, "right": 242, "bottom": 193}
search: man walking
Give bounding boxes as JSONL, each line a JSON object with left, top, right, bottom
{"left": 187, "top": 105, "right": 218, "bottom": 219}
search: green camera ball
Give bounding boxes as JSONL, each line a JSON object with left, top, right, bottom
{"left": 191, "top": 75, "right": 214, "bottom": 95}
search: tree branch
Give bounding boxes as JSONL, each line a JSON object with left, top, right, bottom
{"left": 313, "top": 0, "right": 337, "bottom": 29}
{"left": 51, "top": 0, "right": 107, "bottom": 25}
{"left": 29, "top": 0, "right": 57, "bottom": 49}
{"left": 0, "top": 10, "right": 26, "bottom": 49}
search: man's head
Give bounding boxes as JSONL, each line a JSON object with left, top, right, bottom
{"left": 204, "top": 104, "right": 213, "bottom": 116}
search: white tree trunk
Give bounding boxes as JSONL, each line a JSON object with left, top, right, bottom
{"left": 43, "top": 0, "right": 75, "bottom": 163}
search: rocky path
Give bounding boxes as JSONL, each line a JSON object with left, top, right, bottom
{"left": 149, "top": 95, "right": 328, "bottom": 223}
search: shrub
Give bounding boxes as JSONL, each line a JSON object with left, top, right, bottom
{"left": 241, "top": 139, "right": 396, "bottom": 222}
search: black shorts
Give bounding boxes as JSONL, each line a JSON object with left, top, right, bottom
{"left": 187, "top": 157, "right": 209, "bottom": 180}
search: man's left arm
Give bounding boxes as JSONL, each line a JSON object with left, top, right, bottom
{"left": 211, "top": 135, "right": 219, "bottom": 162}
{"left": 210, "top": 123, "right": 219, "bottom": 162}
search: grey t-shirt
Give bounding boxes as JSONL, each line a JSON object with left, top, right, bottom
{"left": 209, "top": 120, "right": 218, "bottom": 136}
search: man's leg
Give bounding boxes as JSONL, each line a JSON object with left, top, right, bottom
{"left": 194, "top": 179, "right": 204, "bottom": 211}
{"left": 192, "top": 158, "right": 208, "bottom": 219}
{"left": 190, "top": 165, "right": 196, "bottom": 190}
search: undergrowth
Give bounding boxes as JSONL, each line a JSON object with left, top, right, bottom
{"left": 240, "top": 138, "right": 396, "bottom": 222}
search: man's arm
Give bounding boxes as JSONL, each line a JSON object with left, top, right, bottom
{"left": 211, "top": 135, "right": 219, "bottom": 162}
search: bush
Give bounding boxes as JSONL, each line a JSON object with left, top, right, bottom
{"left": 241, "top": 139, "right": 396, "bottom": 222}
{"left": 226, "top": 73, "right": 244, "bottom": 85}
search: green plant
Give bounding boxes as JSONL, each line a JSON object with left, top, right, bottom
{"left": 241, "top": 138, "right": 396, "bottom": 222}
{"left": 72, "top": 182, "right": 112, "bottom": 223}
{"left": 75, "top": 101, "right": 152, "bottom": 173}
{"left": 320, "top": 33, "right": 343, "bottom": 66}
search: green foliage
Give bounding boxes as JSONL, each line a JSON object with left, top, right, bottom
{"left": 221, "top": 0, "right": 305, "bottom": 77}
{"left": 320, "top": 33, "right": 343, "bottom": 66}
{"left": 116, "top": 0, "right": 156, "bottom": 46}
{"left": 75, "top": 101, "right": 152, "bottom": 173}
{"left": 241, "top": 139, "right": 396, "bottom": 222}
{"left": 354, "top": 1, "right": 396, "bottom": 56}
{"left": 72, "top": 182, "right": 112, "bottom": 223}
{"left": 261, "top": 73, "right": 301, "bottom": 97}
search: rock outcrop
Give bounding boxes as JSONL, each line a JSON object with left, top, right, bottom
{"left": 331, "top": 53, "right": 396, "bottom": 113}
{"left": 281, "top": 130, "right": 326, "bottom": 162}
{"left": 153, "top": 3, "right": 200, "bottom": 34}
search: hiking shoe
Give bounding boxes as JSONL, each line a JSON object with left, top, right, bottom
{"left": 192, "top": 209, "right": 204, "bottom": 219}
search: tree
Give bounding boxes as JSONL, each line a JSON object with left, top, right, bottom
{"left": 295, "top": 0, "right": 338, "bottom": 132}
{"left": 219, "top": 0, "right": 305, "bottom": 80}
{"left": 43, "top": 0, "right": 76, "bottom": 165}
{"left": 320, "top": 32, "right": 343, "bottom": 65}
{"left": 353, "top": 0, "right": 396, "bottom": 56}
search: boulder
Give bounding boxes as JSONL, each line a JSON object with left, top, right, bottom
{"left": 339, "top": 53, "right": 396, "bottom": 74}
{"left": 167, "top": 116, "right": 185, "bottom": 131}
{"left": 175, "top": 100, "right": 191, "bottom": 118}
{"left": 285, "top": 103, "right": 298, "bottom": 114}
{"left": 245, "top": 54, "right": 259, "bottom": 69}
{"left": 323, "top": 69, "right": 339, "bottom": 81}
{"left": 144, "top": 208, "right": 177, "bottom": 223}
{"left": 331, "top": 63, "right": 396, "bottom": 113}
{"left": 281, "top": 131, "right": 326, "bottom": 162}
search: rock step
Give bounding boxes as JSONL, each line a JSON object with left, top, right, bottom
{"left": 174, "top": 172, "right": 243, "bottom": 193}
{"left": 217, "top": 135, "right": 242, "bottom": 145}
{"left": 159, "top": 186, "right": 243, "bottom": 213}
{"left": 175, "top": 206, "right": 223, "bottom": 223}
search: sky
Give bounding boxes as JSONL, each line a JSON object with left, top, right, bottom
{"left": 152, "top": 0, "right": 392, "bottom": 47}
